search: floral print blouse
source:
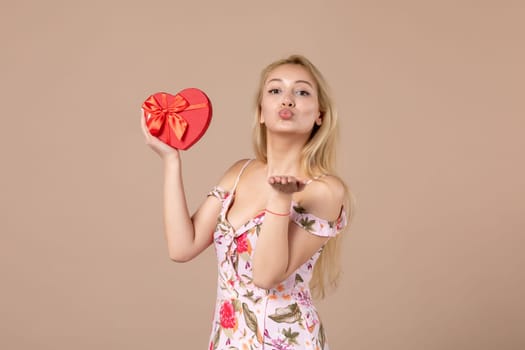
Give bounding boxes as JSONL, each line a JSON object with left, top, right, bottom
{"left": 207, "top": 160, "right": 347, "bottom": 350}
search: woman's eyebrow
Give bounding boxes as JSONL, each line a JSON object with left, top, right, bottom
{"left": 295, "top": 80, "right": 314, "bottom": 87}
{"left": 266, "top": 78, "right": 314, "bottom": 88}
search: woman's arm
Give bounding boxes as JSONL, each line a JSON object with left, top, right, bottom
{"left": 252, "top": 176, "right": 345, "bottom": 289}
{"left": 160, "top": 156, "right": 219, "bottom": 261}
{"left": 141, "top": 113, "right": 226, "bottom": 262}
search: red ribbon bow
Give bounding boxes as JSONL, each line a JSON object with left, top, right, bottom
{"left": 143, "top": 93, "right": 206, "bottom": 142}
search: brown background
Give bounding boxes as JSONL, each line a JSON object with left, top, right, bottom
{"left": 1, "top": 0, "right": 524, "bottom": 349}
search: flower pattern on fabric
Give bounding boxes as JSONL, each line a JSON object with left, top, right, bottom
{"left": 219, "top": 300, "right": 237, "bottom": 329}
{"left": 206, "top": 163, "right": 347, "bottom": 350}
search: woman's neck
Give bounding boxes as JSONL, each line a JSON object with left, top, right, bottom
{"left": 265, "top": 135, "right": 305, "bottom": 176}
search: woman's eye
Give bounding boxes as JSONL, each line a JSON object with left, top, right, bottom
{"left": 268, "top": 88, "right": 281, "bottom": 94}
{"left": 296, "top": 90, "right": 310, "bottom": 96}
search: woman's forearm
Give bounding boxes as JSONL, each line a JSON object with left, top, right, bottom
{"left": 252, "top": 193, "right": 292, "bottom": 288}
{"left": 162, "top": 156, "right": 197, "bottom": 262}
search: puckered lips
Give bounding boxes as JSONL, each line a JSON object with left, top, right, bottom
{"left": 278, "top": 108, "right": 294, "bottom": 120}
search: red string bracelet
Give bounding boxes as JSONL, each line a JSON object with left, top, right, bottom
{"left": 265, "top": 208, "right": 290, "bottom": 217}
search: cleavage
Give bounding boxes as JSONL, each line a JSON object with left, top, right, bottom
{"left": 225, "top": 194, "right": 266, "bottom": 232}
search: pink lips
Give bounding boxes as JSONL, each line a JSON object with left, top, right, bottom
{"left": 279, "top": 108, "right": 293, "bottom": 119}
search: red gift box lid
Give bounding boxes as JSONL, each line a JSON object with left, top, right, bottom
{"left": 142, "top": 88, "right": 212, "bottom": 150}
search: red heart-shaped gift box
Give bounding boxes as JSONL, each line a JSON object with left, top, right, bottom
{"left": 142, "top": 88, "right": 212, "bottom": 150}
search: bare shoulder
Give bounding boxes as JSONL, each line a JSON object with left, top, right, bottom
{"left": 298, "top": 175, "right": 347, "bottom": 221}
{"left": 216, "top": 158, "right": 252, "bottom": 191}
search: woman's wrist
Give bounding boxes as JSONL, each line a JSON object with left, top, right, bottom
{"left": 265, "top": 191, "right": 292, "bottom": 214}
{"left": 163, "top": 155, "right": 182, "bottom": 176}
{"left": 265, "top": 208, "right": 290, "bottom": 217}
{"left": 163, "top": 153, "right": 181, "bottom": 165}
{"left": 267, "top": 189, "right": 292, "bottom": 203}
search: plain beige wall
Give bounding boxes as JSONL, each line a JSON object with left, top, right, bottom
{"left": 1, "top": 0, "right": 524, "bottom": 349}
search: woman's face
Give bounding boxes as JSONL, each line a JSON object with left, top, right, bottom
{"left": 259, "top": 64, "right": 321, "bottom": 136}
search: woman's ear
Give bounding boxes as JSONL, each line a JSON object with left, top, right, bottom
{"left": 259, "top": 107, "right": 265, "bottom": 124}
{"left": 315, "top": 112, "right": 323, "bottom": 125}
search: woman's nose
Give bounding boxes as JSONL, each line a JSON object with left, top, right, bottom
{"left": 281, "top": 96, "right": 295, "bottom": 108}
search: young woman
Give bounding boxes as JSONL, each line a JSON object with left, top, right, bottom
{"left": 141, "top": 55, "right": 352, "bottom": 350}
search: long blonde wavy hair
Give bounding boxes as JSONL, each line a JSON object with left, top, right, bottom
{"left": 252, "top": 54, "right": 353, "bottom": 299}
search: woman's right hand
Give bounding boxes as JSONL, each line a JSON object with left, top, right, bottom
{"left": 140, "top": 109, "right": 180, "bottom": 160}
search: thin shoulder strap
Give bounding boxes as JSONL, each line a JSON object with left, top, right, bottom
{"left": 305, "top": 173, "right": 327, "bottom": 185}
{"left": 231, "top": 159, "right": 253, "bottom": 193}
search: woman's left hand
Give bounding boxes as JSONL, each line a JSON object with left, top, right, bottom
{"left": 268, "top": 176, "right": 311, "bottom": 194}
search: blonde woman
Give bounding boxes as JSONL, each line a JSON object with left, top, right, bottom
{"left": 141, "top": 55, "right": 352, "bottom": 349}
